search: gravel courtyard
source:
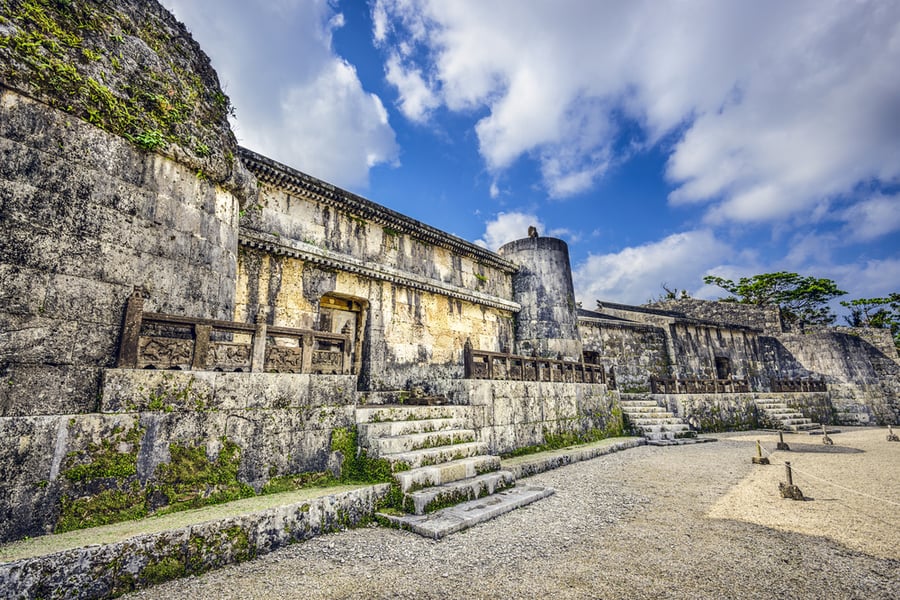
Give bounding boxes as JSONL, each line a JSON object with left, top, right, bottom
{"left": 125, "top": 428, "right": 899, "bottom": 599}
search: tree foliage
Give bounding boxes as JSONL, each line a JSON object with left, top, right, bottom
{"left": 841, "top": 293, "right": 900, "bottom": 349}
{"left": 703, "top": 272, "right": 847, "bottom": 327}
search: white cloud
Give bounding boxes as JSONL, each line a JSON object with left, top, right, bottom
{"left": 385, "top": 53, "right": 440, "bottom": 122}
{"left": 374, "top": 0, "right": 900, "bottom": 217}
{"left": 475, "top": 212, "right": 545, "bottom": 250}
{"left": 163, "top": 0, "right": 398, "bottom": 190}
{"left": 825, "top": 258, "right": 900, "bottom": 300}
{"left": 572, "top": 230, "right": 733, "bottom": 305}
{"left": 840, "top": 194, "right": 900, "bottom": 243}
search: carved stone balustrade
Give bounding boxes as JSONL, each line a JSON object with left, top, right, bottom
{"left": 115, "top": 290, "right": 351, "bottom": 374}
{"left": 649, "top": 375, "right": 751, "bottom": 394}
{"left": 770, "top": 378, "right": 827, "bottom": 393}
{"left": 463, "top": 340, "right": 615, "bottom": 388}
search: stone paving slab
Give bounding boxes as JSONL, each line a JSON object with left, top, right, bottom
{"left": 377, "top": 484, "right": 555, "bottom": 539}
{"left": 501, "top": 436, "right": 645, "bottom": 479}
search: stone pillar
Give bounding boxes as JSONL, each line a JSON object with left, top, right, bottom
{"left": 497, "top": 236, "right": 583, "bottom": 360}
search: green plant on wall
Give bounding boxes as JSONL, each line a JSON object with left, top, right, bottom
{"left": 0, "top": 0, "right": 235, "bottom": 164}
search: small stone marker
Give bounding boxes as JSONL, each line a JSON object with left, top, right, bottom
{"left": 752, "top": 440, "right": 770, "bottom": 465}
{"left": 821, "top": 425, "right": 833, "bottom": 445}
{"left": 779, "top": 461, "right": 805, "bottom": 500}
{"left": 887, "top": 425, "right": 899, "bottom": 442}
{"left": 776, "top": 431, "right": 790, "bottom": 451}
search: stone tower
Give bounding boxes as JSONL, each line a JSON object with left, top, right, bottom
{"left": 497, "top": 235, "right": 583, "bottom": 360}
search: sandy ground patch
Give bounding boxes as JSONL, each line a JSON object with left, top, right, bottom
{"left": 709, "top": 428, "right": 900, "bottom": 560}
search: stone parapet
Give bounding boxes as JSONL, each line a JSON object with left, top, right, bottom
{"left": 435, "top": 379, "right": 620, "bottom": 455}
{"left": 0, "top": 485, "right": 389, "bottom": 600}
{"left": 0, "top": 371, "right": 357, "bottom": 543}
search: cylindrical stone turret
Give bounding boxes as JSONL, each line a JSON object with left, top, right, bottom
{"left": 497, "top": 236, "right": 583, "bottom": 360}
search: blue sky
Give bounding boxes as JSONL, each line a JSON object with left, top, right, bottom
{"left": 163, "top": 0, "right": 900, "bottom": 313}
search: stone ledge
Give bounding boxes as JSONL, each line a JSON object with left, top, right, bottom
{"left": 0, "top": 485, "right": 391, "bottom": 600}
{"left": 502, "top": 437, "right": 646, "bottom": 479}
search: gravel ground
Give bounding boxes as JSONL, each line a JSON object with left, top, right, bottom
{"left": 124, "top": 428, "right": 899, "bottom": 599}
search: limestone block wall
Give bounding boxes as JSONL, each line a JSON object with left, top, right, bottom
{"left": 0, "top": 370, "right": 355, "bottom": 543}
{"left": 651, "top": 391, "right": 832, "bottom": 432}
{"left": 497, "top": 237, "right": 582, "bottom": 360}
{"left": 239, "top": 149, "right": 514, "bottom": 302}
{"left": 667, "top": 322, "right": 764, "bottom": 383}
{"left": 776, "top": 332, "right": 900, "bottom": 424}
{"left": 236, "top": 247, "right": 516, "bottom": 389}
{"left": 578, "top": 319, "right": 671, "bottom": 392}
{"left": 648, "top": 298, "right": 783, "bottom": 335}
{"left": 436, "top": 380, "right": 620, "bottom": 454}
{"left": 0, "top": 89, "right": 242, "bottom": 416}
{"left": 235, "top": 150, "right": 521, "bottom": 391}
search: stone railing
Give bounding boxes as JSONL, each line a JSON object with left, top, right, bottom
{"left": 770, "top": 378, "right": 827, "bottom": 393}
{"left": 649, "top": 376, "right": 750, "bottom": 394}
{"left": 115, "top": 290, "right": 351, "bottom": 374}
{"left": 463, "top": 341, "right": 615, "bottom": 388}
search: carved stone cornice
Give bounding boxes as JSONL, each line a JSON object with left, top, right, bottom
{"left": 239, "top": 231, "right": 521, "bottom": 313}
{"left": 238, "top": 146, "right": 518, "bottom": 274}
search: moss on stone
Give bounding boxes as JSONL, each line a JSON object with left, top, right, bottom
{"left": 153, "top": 438, "right": 255, "bottom": 513}
{"left": 330, "top": 427, "right": 395, "bottom": 484}
{"left": 140, "top": 555, "right": 186, "bottom": 585}
{"left": 56, "top": 484, "right": 147, "bottom": 533}
{"left": 0, "top": 0, "right": 249, "bottom": 198}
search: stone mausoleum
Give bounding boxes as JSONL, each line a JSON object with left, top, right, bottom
{"left": 1, "top": 0, "right": 897, "bottom": 546}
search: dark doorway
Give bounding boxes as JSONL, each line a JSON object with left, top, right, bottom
{"left": 715, "top": 356, "right": 731, "bottom": 379}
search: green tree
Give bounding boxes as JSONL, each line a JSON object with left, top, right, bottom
{"left": 840, "top": 293, "right": 900, "bottom": 349}
{"left": 703, "top": 271, "right": 847, "bottom": 327}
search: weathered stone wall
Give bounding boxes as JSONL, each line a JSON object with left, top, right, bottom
{"left": 0, "top": 88, "right": 243, "bottom": 416}
{"left": 0, "top": 485, "right": 389, "bottom": 600}
{"left": 777, "top": 332, "right": 900, "bottom": 424}
{"left": 236, "top": 150, "right": 519, "bottom": 391}
{"left": 498, "top": 237, "right": 582, "bottom": 360}
{"left": 236, "top": 247, "right": 516, "bottom": 390}
{"left": 648, "top": 298, "right": 783, "bottom": 335}
{"left": 651, "top": 391, "right": 832, "bottom": 432}
{"left": 667, "top": 322, "right": 764, "bottom": 383}
{"left": 578, "top": 318, "right": 671, "bottom": 392}
{"left": 0, "top": 370, "right": 355, "bottom": 543}
{"left": 832, "top": 326, "right": 899, "bottom": 361}
{"left": 436, "top": 380, "right": 620, "bottom": 454}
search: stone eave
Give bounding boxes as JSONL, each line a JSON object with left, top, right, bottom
{"left": 238, "top": 147, "right": 518, "bottom": 274}
{"left": 239, "top": 231, "right": 521, "bottom": 314}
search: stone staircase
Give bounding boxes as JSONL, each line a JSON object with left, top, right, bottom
{"left": 620, "top": 396, "right": 708, "bottom": 446}
{"left": 356, "top": 403, "right": 553, "bottom": 538}
{"left": 755, "top": 398, "right": 821, "bottom": 432}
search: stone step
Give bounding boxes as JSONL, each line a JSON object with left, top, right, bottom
{"left": 620, "top": 400, "right": 660, "bottom": 408}
{"left": 789, "top": 422, "right": 821, "bottom": 432}
{"left": 357, "top": 391, "right": 451, "bottom": 406}
{"left": 621, "top": 407, "right": 671, "bottom": 414}
{"left": 370, "top": 429, "right": 477, "bottom": 456}
{"left": 358, "top": 417, "right": 469, "bottom": 442}
{"left": 382, "top": 441, "right": 490, "bottom": 470}
{"left": 356, "top": 404, "right": 471, "bottom": 423}
{"left": 760, "top": 408, "right": 802, "bottom": 415}
{"left": 378, "top": 484, "right": 555, "bottom": 539}
{"left": 402, "top": 470, "right": 517, "bottom": 515}
{"left": 628, "top": 416, "right": 681, "bottom": 425}
{"left": 647, "top": 437, "right": 716, "bottom": 446}
{"left": 393, "top": 455, "right": 501, "bottom": 493}
{"left": 775, "top": 417, "right": 813, "bottom": 426}
{"left": 639, "top": 424, "right": 692, "bottom": 434}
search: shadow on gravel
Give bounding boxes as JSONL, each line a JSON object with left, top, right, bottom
{"left": 784, "top": 443, "right": 864, "bottom": 454}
